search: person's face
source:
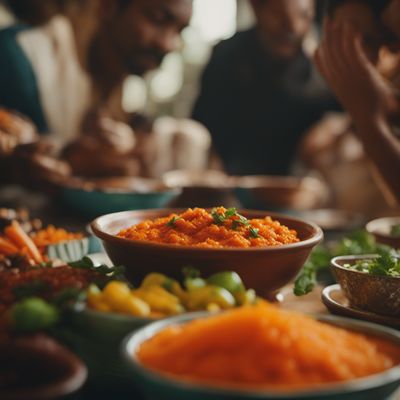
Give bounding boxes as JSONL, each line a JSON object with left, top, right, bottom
{"left": 251, "top": 0, "right": 315, "bottom": 60}
{"left": 107, "top": 0, "right": 192, "bottom": 76}
{"left": 331, "top": 1, "right": 382, "bottom": 63}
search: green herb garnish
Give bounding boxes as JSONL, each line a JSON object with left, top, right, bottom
{"left": 211, "top": 209, "right": 226, "bottom": 225}
{"left": 249, "top": 227, "right": 260, "bottom": 238}
{"left": 167, "top": 216, "right": 181, "bottom": 227}
{"left": 344, "top": 250, "right": 400, "bottom": 277}
{"left": 294, "top": 230, "right": 391, "bottom": 296}
{"left": 68, "top": 256, "right": 125, "bottom": 278}
{"left": 391, "top": 224, "right": 400, "bottom": 237}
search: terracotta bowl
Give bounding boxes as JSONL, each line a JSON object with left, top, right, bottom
{"left": 331, "top": 255, "right": 400, "bottom": 317}
{"left": 366, "top": 217, "right": 400, "bottom": 249}
{"left": 0, "top": 334, "right": 87, "bottom": 400}
{"left": 91, "top": 209, "right": 323, "bottom": 296}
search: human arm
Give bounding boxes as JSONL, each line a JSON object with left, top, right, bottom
{"left": 315, "top": 21, "right": 400, "bottom": 203}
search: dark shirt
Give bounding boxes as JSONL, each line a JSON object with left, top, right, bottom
{"left": 0, "top": 25, "right": 48, "bottom": 132}
{"left": 192, "top": 28, "right": 339, "bottom": 175}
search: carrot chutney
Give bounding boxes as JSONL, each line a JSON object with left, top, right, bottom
{"left": 117, "top": 207, "right": 299, "bottom": 248}
{"left": 137, "top": 303, "right": 400, "bottom": 390}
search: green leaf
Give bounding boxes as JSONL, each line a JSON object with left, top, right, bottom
{"left": 166, "top": 216, "right": 181, "bottom": 227}
{"left": 68, "top": 256, "right": 125, "bottom": 278}
{"left": 224, "top": 208, "right": 237, "bottom": 217}
{"left": 249, "top": 227, "right": 259, "bottom": 238}
{"left": 211, "top": 209, "right": 226, "bottom": 225}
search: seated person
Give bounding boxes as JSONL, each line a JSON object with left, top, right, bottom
{"left": 192, "top": 0, "right": 339, "bottom": 176}
{"left": 315, "top": 0, "right": 400, "bottom": 204}
{"left": 0, "top": 0, "right": 193, "bottom": 144}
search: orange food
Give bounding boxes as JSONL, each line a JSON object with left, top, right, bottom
{"left": 137, "top": 303, "right": 400, "bottom": 390}
{"left": 31, "top": 225, "right": 83, "bottom": 248}
{"left": 117, "top": 207, "right": 299, "bottom": 248}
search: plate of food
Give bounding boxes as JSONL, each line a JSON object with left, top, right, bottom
{"left": 123, "top": 304, "right": 400, "bottom": 400}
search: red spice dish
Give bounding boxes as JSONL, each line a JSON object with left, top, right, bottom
{"left": 117, "top": 207, "right": 299, "bottom": 248}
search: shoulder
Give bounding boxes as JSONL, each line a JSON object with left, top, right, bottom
{"left": 210, "top": 28, "right": 257, "bottom": 62}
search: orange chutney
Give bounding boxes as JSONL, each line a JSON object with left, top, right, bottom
{"left": 117, "top": 207, "right": 299, "bottom": 248}
{"left": 137, "top": 303, "right": 400, "bottom": 390}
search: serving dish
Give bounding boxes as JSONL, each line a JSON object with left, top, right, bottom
{"left": 122, "top": 312, "right": 400, "bottom": 400}
{"left": 234, "top": 175, "right": 329, "bottom": 212}
{"left": 59, "top": 177, "right": 181, "bottom": 217}
{"left": 91, "top": 209, "right": 323, "bottom": 296}
{"left": 331, "top": 255, "right": 400, "bottom": 317}
{"left": 0, "top": 334, "right": 87, "bottom": 400}
{"left": 366, "top": 216, "right": 400, "bottom": 248}
{"left": 322, "top": 284, "right": 400, "bottom": 329}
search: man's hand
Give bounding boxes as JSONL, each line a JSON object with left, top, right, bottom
{"left": 315, "top": 20, "right": 399, "bottom": 127}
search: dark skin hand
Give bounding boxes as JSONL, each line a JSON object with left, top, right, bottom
{"left": 315, "top": 20, "right": 400, "bottom": 203}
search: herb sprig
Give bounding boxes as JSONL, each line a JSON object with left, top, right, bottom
{"left": 293, "top": 230, "right": 392, "bottom": 296}
{"left": 166, "top": 216, "right": 181, "bottom": 227}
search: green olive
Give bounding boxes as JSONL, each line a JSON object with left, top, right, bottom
{"left": 185, "top": 277, "right": 206, "bottom": 291}
{"left": 235, "top": 289, "right": 257, "bottom": 306}
{"left": 186, "top": 286, "right": 235, "bottom": 310}
{"left": 207, "top": 271, "right": 245, "bottom": 294}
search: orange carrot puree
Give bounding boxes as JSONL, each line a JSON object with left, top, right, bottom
{"left": 117, "top": 207, "right": 299, "bottom": 248}
{"left": 137, "top": 303, "right": 400, "bottom": 390}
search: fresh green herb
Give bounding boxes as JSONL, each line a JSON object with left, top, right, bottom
{"left": 13, "top": 280, "right": 49, "bottom": 300}
{"left": 294, "top": 230, "right": 391, "bottom": 296}
{"left": 10, "top": 297, "right": 60, "bottom": 333}
{"left": 68, "top": 256, "right": 125, "bottom": 278}
{"left": 391, "top": 224, "right": 400, "bottom": 237}
{"left": 344, "top": 250, "right": 400, "bottom": 277}
{"left": 249, "top": 227, "right": 260, "bottom": 238}
{"left": 166, "top": 216, "right": 181, "bottom": 227}
{"left": 224, "top": 208, "right": 238, "bottom": 217}
{"left": 211, "top": 209, "right": 226, "bottom": 225}
{"left": 231, "top": 219, "right": 241, "bottom": 230}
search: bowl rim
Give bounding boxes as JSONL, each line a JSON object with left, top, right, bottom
{"left": 90, "top": 208, "right": 323, "bottom": 253}
{"left": 121, "top": 312, "right": 400, "bottom": 399}
{"left": 0, "top": 334, "right": 88, "bottom": 400}
{"left": 331, "top": 254, "right": 400, "bottom": 281}
{"left": 366, "top": 217, "right": 400, "bottom": 239}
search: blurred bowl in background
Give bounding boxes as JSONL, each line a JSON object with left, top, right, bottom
{"left": 366, "top": 217, "right": 400, "bottom": 249}
{"left": 234, "top": 175, "right": 329, "bottom": 212}
{"left": 58, "top": 176, "right": 181, "bottom": 218}
{"left": 295, "top": 209, "right": 365, "bottom": 232}
{"left": 0, "top": 334, "right": 87, "bottom": 400}
{"left": 162, "top": 169, "right": 238, "bottom": 208}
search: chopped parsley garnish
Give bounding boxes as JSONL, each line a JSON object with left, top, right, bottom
{"left": 211, "top": 209, "right": 227, "bottom": 225}
{"left": 166, "top": 216, "right": 181, "bottom": 227}
{"left": 249, "top": 227, "right": 260, "bottom": 238}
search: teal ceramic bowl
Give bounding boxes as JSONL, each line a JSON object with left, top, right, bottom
{"left": 59, "top": 177, "right": 181, "bottom": 218}
{"left": 122, "top": 313, "right": 400, "bottom": 400}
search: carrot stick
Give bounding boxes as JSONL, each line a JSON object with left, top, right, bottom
{"left": 0, "top": 236, "right": 19, "bottom": 256}
{"left": 5, "top": 220, "right": 43, "bottom": 264}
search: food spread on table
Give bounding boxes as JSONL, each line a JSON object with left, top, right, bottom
{"left": 0, "top": 206, "right": 400, "bottom": 399}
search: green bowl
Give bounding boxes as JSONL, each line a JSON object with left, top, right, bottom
{"left": 122, "top": 313, "right": 400, "bottom": 400}
{"left": 60, "top": 186, "right": 181, "bottom": 218}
